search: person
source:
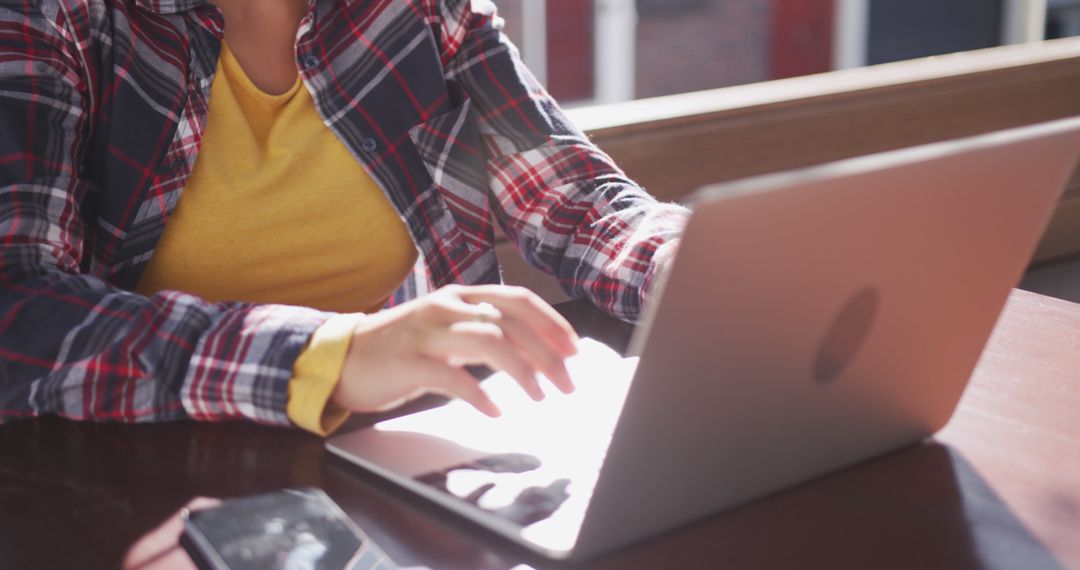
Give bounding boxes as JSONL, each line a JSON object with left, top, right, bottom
{"left": 0, "top": 0, "right": 687, "bottom": 434}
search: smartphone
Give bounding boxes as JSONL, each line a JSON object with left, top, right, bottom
{"left": 181, "top": 487, "right": 397, "bottom": 570}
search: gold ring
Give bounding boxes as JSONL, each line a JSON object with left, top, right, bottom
{"left": 475, "top": 302, "right": 499, "bottom": 323}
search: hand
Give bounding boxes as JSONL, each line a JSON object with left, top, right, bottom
{"left": 123, "top": 498, "right": 221, "bottom": 570}
{"left": 332, "top": 285, "right": 579, "bottom": 417}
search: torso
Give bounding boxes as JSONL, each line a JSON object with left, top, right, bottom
{"left": 42, "top": 0, "right": 501, "bottom": 295}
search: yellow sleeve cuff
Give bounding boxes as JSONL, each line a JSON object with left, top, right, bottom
{"left": 287, "top": 313, "right": 365, "bottom": 436}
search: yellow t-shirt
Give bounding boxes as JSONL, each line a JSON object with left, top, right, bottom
{"left": 136, "top": 41, "right": 417, "bottom": 434}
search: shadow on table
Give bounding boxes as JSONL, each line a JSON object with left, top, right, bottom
{"left": 322, "top": 440, "right": 1068, "bottom": 570}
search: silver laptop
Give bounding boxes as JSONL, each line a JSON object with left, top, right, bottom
{"left": 327, "top": 117, "right": 1080, "bottom": 561}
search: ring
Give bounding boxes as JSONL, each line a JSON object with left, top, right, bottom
{"left": 474, "top": 302, "right": 500, "bottom": 323}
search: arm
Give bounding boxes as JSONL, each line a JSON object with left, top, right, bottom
{"left": 439, "top": 0, "right": 689, "bottom": 323}
{"left": 0, "top": 3, "right": 329, "bottom": 425}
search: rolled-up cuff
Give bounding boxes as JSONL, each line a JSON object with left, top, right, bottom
{"left": 287, "top": 313, "right": 366, "bottom": 435}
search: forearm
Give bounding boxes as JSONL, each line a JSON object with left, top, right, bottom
{"left": 490, "top": 153, "right": 687, "bottom": 320}
{"left": 443, "top": 1, "right": 689, "bottom": 322}
{"left": 0, "top": 269, "right": 329, "bottom": 425}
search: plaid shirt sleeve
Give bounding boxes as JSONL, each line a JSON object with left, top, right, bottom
{"left": 441, "top": 0, "right": 689, "bottom": 323}
{"left": 0, "top": 3, "right": 329, "bottom": 425}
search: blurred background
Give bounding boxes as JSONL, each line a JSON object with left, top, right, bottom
{"left": 488, "top": 0, "right": 1080, "bottom": 305}
{"left": 493, "top": 0, "right": 1080, "bottom": 106}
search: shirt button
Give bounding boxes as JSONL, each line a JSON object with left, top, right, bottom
{"left": 361, "top": 138, "right": 378, "bottom": 152}
{"left": 302, "top": 55, "right": 320, "bottom": 70}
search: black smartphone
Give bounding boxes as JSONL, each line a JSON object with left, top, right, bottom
{"left": 181, "top": 487, "right": 397, "bottom": 570}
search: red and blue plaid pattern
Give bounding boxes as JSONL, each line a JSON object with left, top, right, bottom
{"left": 0, "top": 0, "right": 687, "bottom": 425}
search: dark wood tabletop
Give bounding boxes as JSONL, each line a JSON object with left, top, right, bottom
{"left": 1, "top": 290, "right": 1078, "bottom": 570}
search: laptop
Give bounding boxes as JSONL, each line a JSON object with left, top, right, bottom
{"left": 327, "top": 117, "right": 1080, "bottom": 561}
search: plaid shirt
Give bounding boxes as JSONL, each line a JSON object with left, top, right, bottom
{"left": 0, "top": 0, "right": 687, "bottom": 425}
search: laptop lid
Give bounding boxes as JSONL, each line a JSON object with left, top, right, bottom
{"left": 328, "top": 117, "right": 1080, "bottom": 561}
{"left": 571, "top": 117, "right": 1080, "bottom": 559}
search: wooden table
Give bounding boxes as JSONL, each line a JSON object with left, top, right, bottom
{"left": 1, "top": 290, "right": 1078, "bottom": 569}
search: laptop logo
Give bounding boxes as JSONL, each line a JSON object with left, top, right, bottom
{"left": 813, "top": 287, "right": 880, "bottom": 385}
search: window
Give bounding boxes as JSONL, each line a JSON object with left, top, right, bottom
{"left": 635, "top": 0, "right": 708, "bottom": 16}
{"left": 865, "top": 1, "right": 1003, "bottom": 65}
{"left": 1047, "top": 0, "right": 1080, "bottom": 38}
{"left": 494, "top": 0, "right": 1077, "bottom": 105}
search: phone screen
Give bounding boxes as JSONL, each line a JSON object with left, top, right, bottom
{"left": 183, "top": 488, "right": 366, "bottom": 570}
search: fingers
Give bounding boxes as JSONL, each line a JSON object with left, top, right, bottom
{"left": 493, "top": 316, "right": 575, "bottom": 394}
{"left": 185, "top": 497, "right": 223, "bottom": 512}
{"left": 451, "top": 286, "right": 576, "bottom": 394}
{"left": 421, "top": 359, "right": 501, "bottom": 418}
{"left": 338, "top": 285, "right": 579, "bottom": 416}
{"left": 437, "top": 321, "right": 546, "bottom": 401}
